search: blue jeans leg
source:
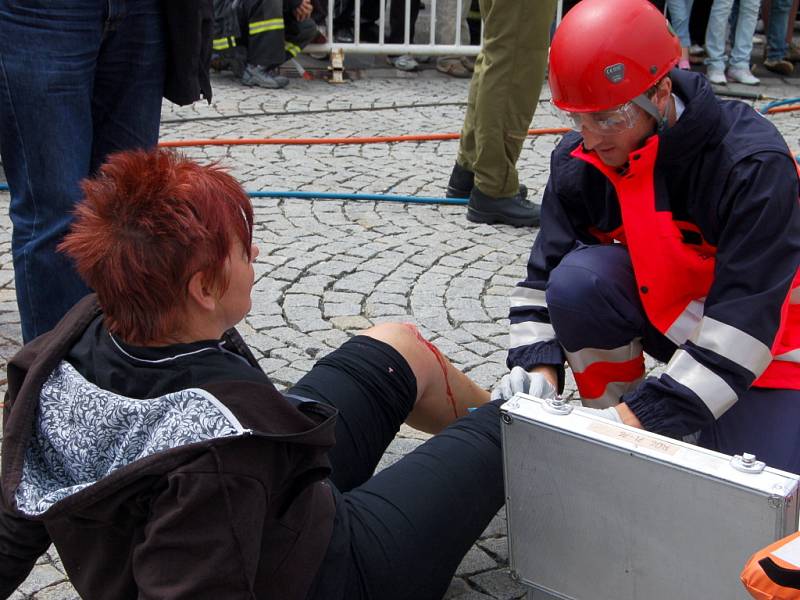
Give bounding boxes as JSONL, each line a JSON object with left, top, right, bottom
{"left": 728, "top": 0, "right": 760, "bottom": 69}
{"left": 767, "top": 0, "right": 793, "bottom": 60}
{"left": 0, "top": 0, "right": 165, "bottom": 342}
{"left": 667, "top": 0, "right": 696, "bottom": 47}
{"left": 705, "top": 0, "right": 734, "bottom": 70}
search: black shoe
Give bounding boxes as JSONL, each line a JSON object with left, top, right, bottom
{"left": 360, "top": 22, "right": 379, "bottom": 43}
{"left": 446, "top": 162, "right": 527, "bottom": 199}
{"left": 334, "top": 26, "right": 354, "bottom": 43}
{"left": 467, "top": 186, "right": 541, "bottom": 227}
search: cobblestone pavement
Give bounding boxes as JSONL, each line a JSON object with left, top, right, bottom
{"left": 1, "top": 65, "right": 799, "bottom": 599}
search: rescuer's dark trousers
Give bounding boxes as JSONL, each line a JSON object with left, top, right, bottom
{"left": 546, "top": 243, "right": 800, "bottom": 474}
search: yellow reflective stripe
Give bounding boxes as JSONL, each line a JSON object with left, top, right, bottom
{"left": 213, "top": 37, "right": 235, "bottom": 50}
{"left": 250, "top": 23, "right": 285, "bottom": 34}
{"left": 250, "top": 18, "right": 284, "bottom": 27}
{"left": 250, "top": 18, "right": 284, "bottom": 34}
{"left": 285, "top": 42, "right": 301, "bottom": 56}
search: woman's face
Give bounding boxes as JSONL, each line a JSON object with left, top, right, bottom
{"left": 216, "top": 239, "right": 259, "bottom": 331}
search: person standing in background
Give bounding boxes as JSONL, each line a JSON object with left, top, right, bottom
{"left": 434, "top": 0, "right": 474, "bottom": 78}
{"left": 0, "top": 0, "right": 213, "bottom": 343}
{"left": 704, "top": 0, "right": 763, "bottom": 84}
{"left": 445, "top": 0, "right": 558, "bottom": 227}
{"left": 762, "top": 0, "right": 799, "bottom": 74}
{"left": 667, "top": 0, "right": 696, "bottom": 68}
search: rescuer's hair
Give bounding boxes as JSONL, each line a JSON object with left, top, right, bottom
{"left": 60, "top": 149, "right": 253, "bottom": 345}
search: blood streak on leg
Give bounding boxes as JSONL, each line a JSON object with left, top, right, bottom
{"left": 403, "top": 324, "right": 458, "bottom": 419}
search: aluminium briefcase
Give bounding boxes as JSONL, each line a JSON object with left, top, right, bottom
{"left": 500, "top": 393, "right": 800, "bottom": 600}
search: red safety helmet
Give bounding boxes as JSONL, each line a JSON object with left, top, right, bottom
{"left": 549, "top": 0, "right": 681, "bottom": 113}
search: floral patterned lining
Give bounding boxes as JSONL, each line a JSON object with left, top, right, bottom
{"left": 16, "top": 361, "right": 243, "bottom": 516}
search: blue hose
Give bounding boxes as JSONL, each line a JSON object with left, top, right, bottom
{"left": 249, "top": 190, "right": 467, "bottom": 205}
{"left": 760, "top": 97, "right": 800, "bottom": 114}
{"left": 0, "top": 182, "right": 467, "bottom": 205}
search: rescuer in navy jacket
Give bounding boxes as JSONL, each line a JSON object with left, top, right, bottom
{"left": 494, "top": 0, "right": 800, "bottom": 473}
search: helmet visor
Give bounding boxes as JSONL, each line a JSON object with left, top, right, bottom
{"left": 558, "top": 101, "right": 640, "bottom": 135}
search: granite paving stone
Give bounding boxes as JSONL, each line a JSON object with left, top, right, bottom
{"left": 1, "top": 61, "right": 798, "bottom": 599}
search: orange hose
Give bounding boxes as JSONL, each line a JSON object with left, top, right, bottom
{"left": 157, "top": 127, "right": 572, "bottom": 148}
{"left": 766, "top": 105, "right": 800, "bottom": 114}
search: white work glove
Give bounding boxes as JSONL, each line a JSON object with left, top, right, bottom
{"left": 491, "top": 366, "right": 557, "bottom": 402}
{"left": 575, "top": 406, "right": 623, "bottom": 423}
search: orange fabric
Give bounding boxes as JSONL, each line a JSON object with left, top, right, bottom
{"left": 587, "top": 224, "right": 626, "bottom": 245}
{"left": 572, "top": 357, "right": 645, "bottom": 400}
{"left": 572, "top": 138, "right": 715, "bottom": 333}
{"left": 571, "top": 140, "right": 800, "bottom": 390}
{"left": 754, "top": 258, "right": 800, "bottom": 390}
{"left": 741, "top": 532, "right": 800, "bottom": 599}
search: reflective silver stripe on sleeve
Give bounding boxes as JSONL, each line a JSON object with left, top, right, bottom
{"left": 791, "top": 287, "right": 800, "bottom": 305}
{"left": 664, "top": 298, "right": 705, "bottom": 345}
{"left": 690, "top": 317, "right": 772, "bottom": 377}
{"left": 776, "top": 348, "right": 800, "bottom": 363}
{"left": 509, "top": 321, "right": 556, "bottom": 348}
{"left": 664, "top": 349, "right": 738, "bottom": 418}
{"left": 509, "top": 286, "right": 547, "bottom": 308}
{"left": 564, "top": 338, "right": 643, "bottom": 372}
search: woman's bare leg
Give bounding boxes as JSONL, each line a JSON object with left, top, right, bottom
{"left": 361, "top": 322, "right": 490, "bottom": 434}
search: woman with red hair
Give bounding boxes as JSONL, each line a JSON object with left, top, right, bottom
{"left": 0, "top": 149, "right": 505, "bottom": 600}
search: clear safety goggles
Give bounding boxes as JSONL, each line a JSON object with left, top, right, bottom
{"left": 559, "top": 100, "right": 641, "bottom": 135}
{"left": 557, "top": 94, "right": 662, "bottom": 135}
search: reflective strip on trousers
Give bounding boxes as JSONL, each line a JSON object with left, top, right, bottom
{"left": 250, "top": 18, "right": 284, "bottom": 35}
{"left": 664, "top": 298, "right": 705, "bottom": 345}
{"left": 566, "top": 339, "right": 645, "bottom": 408}
{"left": 285, "top": 41, "right": 301, "bottom": 56}
{"left": 509, "top": 286, "right": 547, "bottom": 309}
{"left": 213, "top": 37, "right": 237, "bottom": 50}
{"left": 664, "top": 349, "right": 738, "bottom": 418}
{"left": 509, "top": 321, "right": 555, "bottom": 348}
{"left": 690, "top": 316, "right": 772, "bottom": 377}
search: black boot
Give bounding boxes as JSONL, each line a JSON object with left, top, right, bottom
{"left": 467, "top": 186, "right": 541, "bottom": 227}
{"left": 446, "top": 162, "right": 528, "bottom": 199}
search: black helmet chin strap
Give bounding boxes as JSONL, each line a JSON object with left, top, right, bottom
{"left": 632, "top": 94, "right": 670, "bottom": 132}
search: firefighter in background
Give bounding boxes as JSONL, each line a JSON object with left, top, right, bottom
{"left": 213, "top": 0, "right": 317, "bottom": 89}
{"left": 492, "top": 0, "right": 800, "bottom": 473}
{"left": 741, "top": 532, "right": 800, "bottom": 599}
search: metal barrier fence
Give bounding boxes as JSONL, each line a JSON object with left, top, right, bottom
{"left": 305, "top": 0, "right": 564, "bottom": 57}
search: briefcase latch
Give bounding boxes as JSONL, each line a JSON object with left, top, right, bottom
{"left": 542, "top": 397, "right": 574, "bottom": 416}
{"left": 730, "top": 453, "right": 766, "bottom": 474}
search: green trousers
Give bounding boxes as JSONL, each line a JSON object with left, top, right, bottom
{"left": 457, "top": 0, "right": 556, "bottom": 198}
